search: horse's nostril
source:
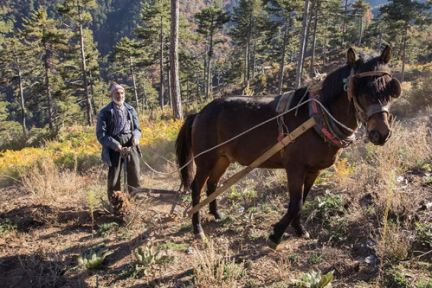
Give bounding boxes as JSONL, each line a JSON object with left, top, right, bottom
{"left": 369, "top": 130, "right": 380, "bottom": 143}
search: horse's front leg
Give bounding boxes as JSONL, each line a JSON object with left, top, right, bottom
{"left": 291, "top": 170, "right": 320, "bottom": 238}
{"left": 268, "top": 167, "right": 305, "bottom": 249}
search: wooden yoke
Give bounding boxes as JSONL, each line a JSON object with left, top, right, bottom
{"left": 187, "top": 117, "right": 316, "bottom": 217}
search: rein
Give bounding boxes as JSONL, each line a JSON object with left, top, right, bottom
{"left": 346, "top": 70, "right": 393, "bottom": 123}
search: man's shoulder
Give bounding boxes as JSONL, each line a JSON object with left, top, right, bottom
{"left": 99, "top": 102, "right": 113, "bottom": 114}
{"left": 124, "top": 102, "right": 137, "bottom": 112}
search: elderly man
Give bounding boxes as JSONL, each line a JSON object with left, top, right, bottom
{"left": 96, "top": 82, "right": 141, "bottom": 212}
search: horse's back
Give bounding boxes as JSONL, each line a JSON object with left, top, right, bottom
{"left": 192, "top": 96, "right": 284, "bottom": 167}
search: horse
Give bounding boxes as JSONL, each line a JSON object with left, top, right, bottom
{"left": 175, "top": 46, "right": 401, "bottom": 248}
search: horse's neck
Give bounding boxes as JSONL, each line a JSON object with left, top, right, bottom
{"left": 327, "top": 91, "right": 358, "bottom": 133}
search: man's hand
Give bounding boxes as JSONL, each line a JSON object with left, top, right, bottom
{"left": 116, "top": 144, "right": 122, "bottom": 152}
{"left": 133, "top": 138, "right": 139, "bottom": 146}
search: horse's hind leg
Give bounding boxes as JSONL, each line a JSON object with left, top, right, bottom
{"left": 191, "top": 168, "right": 210, "bottom": 238}
{"left": 291, "top": 170, "right": 320, "bottom": 238}
{"left": 207, "top": 157, "right": 230, "bottom": 220}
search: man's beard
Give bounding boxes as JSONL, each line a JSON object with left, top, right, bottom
{"left": 112, "top": 97, "right": 124, "bottom": 105}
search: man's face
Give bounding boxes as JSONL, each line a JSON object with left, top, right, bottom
{"left": 112, "top": 88, "right": 125, "bottom": 105}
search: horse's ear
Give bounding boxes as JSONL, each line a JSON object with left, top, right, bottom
{"left": 380, "top": 45, "right": 392, "bottom": 64}
{"left": 347, "top": 47, "right": 356, "bottom": 67}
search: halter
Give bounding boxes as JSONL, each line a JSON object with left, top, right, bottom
{"left": 346, "top": 70, "right": 393, "bottom": 124}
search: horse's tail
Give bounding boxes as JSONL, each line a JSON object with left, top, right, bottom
{"left": 176, "top": 113, "right": 197, "bottom": 191}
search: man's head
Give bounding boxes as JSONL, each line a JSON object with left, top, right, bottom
{"left": 110, "top": 83, "right": 125, "bottom": 105}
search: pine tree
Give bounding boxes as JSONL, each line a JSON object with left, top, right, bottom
{"left": 136, "top": 0, "right": 171, "bottom": 109}
{"left": 265, "top": 0, "right": 301, "bottom": 93}
{"left": 111, "top": 37, "right": 146, "bottom": 112}
{"left": 195, "top": 4, "right": 229, "bottom": 99}
{"left": 21, "top": 8, "right": 70, "bottom": 132}
{"left": 58, "top": 0, "right": 98, "bottom": 125}
{"left": 380, "top": 0, "right": 432, "bottom": 82}
{"left": 170, "top": 0, "right": 182, "bottom": 119}
{"left": 351, "top": 0, "right": 372, "bottom": 46}
{"left": 230, "top": 0, "right": 266, "bottom": 86}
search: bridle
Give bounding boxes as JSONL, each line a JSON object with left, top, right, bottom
{"left": 346, "top": 70, "right": 394, "bottom": 125}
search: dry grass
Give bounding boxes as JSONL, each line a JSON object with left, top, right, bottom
{"left": 192, "top": 240, "right": 246, "bottom": 288}
{"left": 20, "top": 157, "right": 91, "bottom": 203}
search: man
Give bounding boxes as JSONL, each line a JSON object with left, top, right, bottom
{"left": 96, "top": 82, "right": 141, "bottom": 213}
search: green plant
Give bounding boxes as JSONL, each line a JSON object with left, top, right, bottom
{"left": 416, "top": 278, "right": 432, "bottom": 288}
{"left": 304, "top": 192, "right": 345, "bottom": 228}
{"left": 385, "top": 268, "right": 409, "bottom": 288}
{"left": 416, "top": 222, "right": 432, "bottom": 248}
{"left": 295, "top": 270, "right": 334, "bottom": 288}
{"left": 97, "top": 222, "right": 119, "bottom": 237}
{"left": 77, "top": 244, "right": 112, "bottom": 269}
{"left": 307, "top": 253, "right": 324, "bottom": 265}
{"left": 0, "top": 218, "right": 17, "bottom": 235}
{"left": 132, "top": 244, "right": 173, "bottom": 276}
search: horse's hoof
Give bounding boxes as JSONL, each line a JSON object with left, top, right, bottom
{"left": 293, "top": 225, "right": 310, "bottom": 239}
{"left": 267, "top": 234, "right": 281, "bottom": 250}
{"left": 194, "top": 231, "right": 208, "bottom": 242}
{"left": 300, "top": 231, "right": 310, "bottom": 239}
{"left": 212, "top": 211, "right": 225, "bottom": 221}
{"left": 267, "top": 238, "right": 279, "bottom": 250}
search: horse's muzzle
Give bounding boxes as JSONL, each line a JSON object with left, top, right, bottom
{"left": 368, "top": 129, "right": 391, "bottom": 145}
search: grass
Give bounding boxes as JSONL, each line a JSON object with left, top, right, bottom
{"left": 1, "top": 91, "right": 432, "bottom": 286}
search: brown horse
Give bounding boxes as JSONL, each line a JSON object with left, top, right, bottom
{"left": 176, "top": 46, "right": 401, "bottom": 248}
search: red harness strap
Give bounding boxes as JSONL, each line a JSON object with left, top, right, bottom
{"left": 309, "top": 91, "right": 344, "bottom": 148}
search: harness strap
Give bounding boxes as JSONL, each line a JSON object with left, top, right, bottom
{"left": 309, "top": 91, "right": 355, "bottom": 148}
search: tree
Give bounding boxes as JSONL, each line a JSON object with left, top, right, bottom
{"left": 295, "top": 0, "right": 310, "bottom": 88}
{"left": 351, "top": 0, "right": 372, "bottom": 46}
{"left": 21, "top": 8, "right": 69, "bottom": 132}
{"left": 170, "top": 0, "right": 182, "bottom": 119}
{"left": 195, "top": 4, "right": 229, "bottom": 99}
{"left": 0, "top": 38, "right": 30, "bottom": 137}
{"left": 111, "top": 37, "right": 146, "bottom": 112}
{"left": 136, "top": 0, "right": 170, "bottom": 109}
{"left": 58, "top": 0, "right": 98, "bottom": 125}
{"left": 380, "top": 0, "right": 432, "bottom": 82}
{"left": 265, "top": 0, "right": 301, "bottom": 94}
{"left": 230, "top": 0, "right": 266, "bottom": 86}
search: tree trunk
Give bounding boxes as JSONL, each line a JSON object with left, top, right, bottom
{"left": 278, "top": 21, "right": 289, "bottom": 95}
{"left": 295, "top": 0, "right": 311, "bottom": 88}
{"left": 206, "top": 27, "right": 214, "bottom": 99}
{"left": 244, "top": 14, "right": 253, "bottom": 86}
{"left": 309, "top": 0, "right": 320, "bottom": 75}
{"left": 358, "top": 16, "right": 364, "bottom": 46}
{"left": 251, "top": 42, "right": 256, "bottom": 80}
{"left": 43, "top": 41, "right": 54, "bottom": 132}
{"left": 343, "top": 0, "right": 348, "bottom": 41}
{"left": 401, "top": 26, "right": 408, "bottom": 83}
{"left": 170, "top": 0, "right": 182, "bottom": 119}
{"left": 377, "top": 23, "right": 382, "bottom": 51}
{"left": 129, "top": 56, "right": 140, "bottom": 111}
{"left": 78, "top": 4, "right": 93, "bottom": 126}
{"left": 159, "top": 14, "right": 165, "bottom": 109}
{"left": 17, "top": 64, "right": 27, "bottom": 137}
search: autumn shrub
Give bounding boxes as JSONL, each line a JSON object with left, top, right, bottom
{"left": 0, "top": 119, "right": 183, "bottom": 184}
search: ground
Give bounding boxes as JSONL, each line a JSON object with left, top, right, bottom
{"left": 0, "top": 119, "right": 431, "bottom": 288}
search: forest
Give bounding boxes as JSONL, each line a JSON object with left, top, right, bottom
{"left": 0, "top": 0, "right": 431, "bottom": 287}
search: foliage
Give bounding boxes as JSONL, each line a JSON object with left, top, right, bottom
{"left": 294, "top": 270, "right": 334, "bottom": 288}
{"left": 0, "top": 119, "right": 182, "bottom": 184}
{"left": 0, "top": 218, "right": 17, "bottom": 235}
{"left": 77, "top": 243, "right": 112, "bottom": 269}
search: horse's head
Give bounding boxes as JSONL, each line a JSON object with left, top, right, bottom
{"left": 346, "top": 45, "right": 401, "bottom": 145}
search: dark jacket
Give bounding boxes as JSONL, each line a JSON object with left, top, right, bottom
{"left": 96, "top": 102, "right": 142, "bottom": 166}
